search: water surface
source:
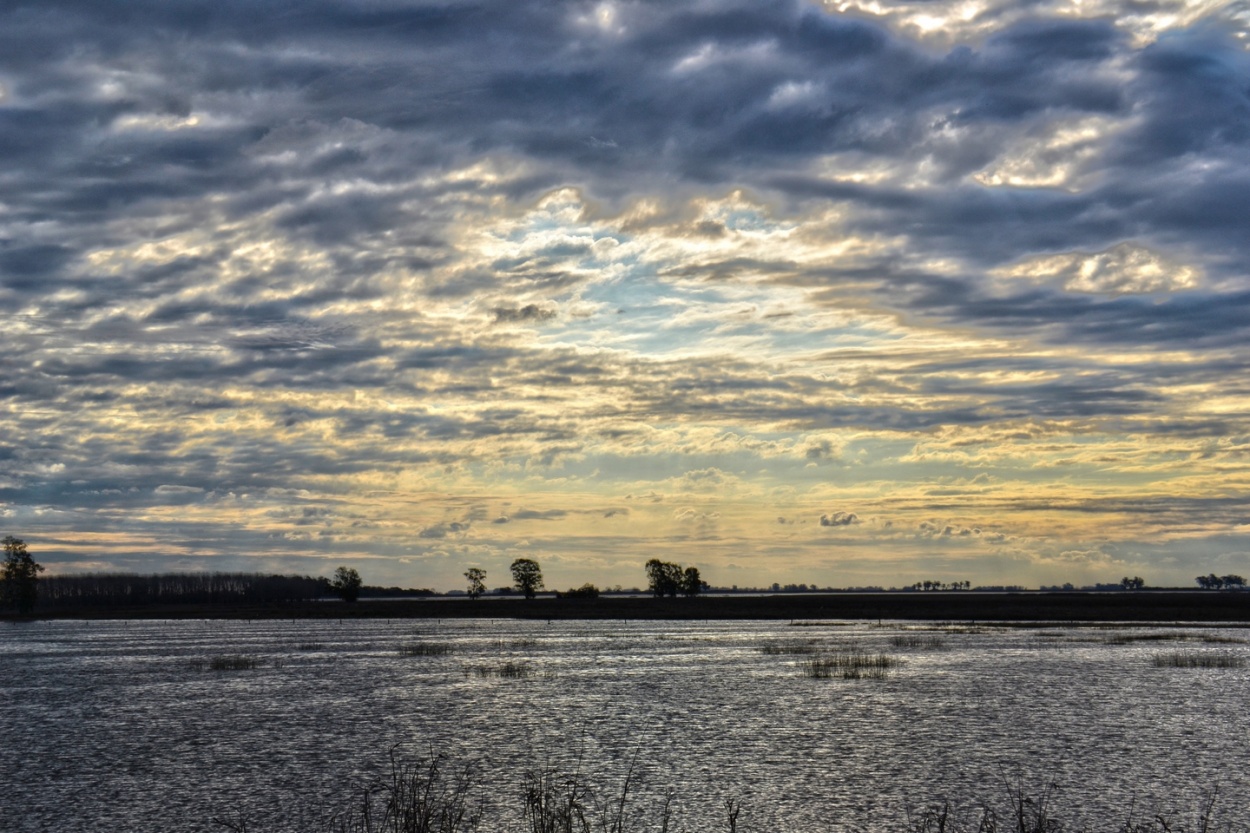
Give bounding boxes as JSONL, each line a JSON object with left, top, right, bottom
{"left": 2, "top": 618, "right": 1247, "bottom": 831}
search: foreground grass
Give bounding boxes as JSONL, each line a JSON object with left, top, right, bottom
{"left": 906, "top": 780, "right": 1233, "bottom": 833}
{"left": 210, "top": 751, "right": 1244, "bottom": 833}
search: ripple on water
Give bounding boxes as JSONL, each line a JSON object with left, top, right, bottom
{"left": 1, "top": 619, "right": 1247, "bottom": 832}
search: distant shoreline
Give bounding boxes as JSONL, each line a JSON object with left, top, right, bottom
{"left": 9, "top": 591, "right": 1250, "bottom": 623}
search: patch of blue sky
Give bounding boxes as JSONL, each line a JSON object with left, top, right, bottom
{"left": 546, "top": 267, "right": 901, "bottom": 360}
{"left": 719, "top": 207, "right": 771, "bottom": 232}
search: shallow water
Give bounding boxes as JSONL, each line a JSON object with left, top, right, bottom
{"left": 2, "top": 618, "right": 1248, "bottom": 832}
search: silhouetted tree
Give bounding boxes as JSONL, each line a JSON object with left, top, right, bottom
{"left": 681, "top": 566, "right": 707, "bottom": 597}
{"left": 645, "top": 559, "right": 683, "bottom": 597}
{"left": 1197, "top": 573, "right": 1245, "bottom": 590}
{"left": 464, "top": 567, "right": 487, "bottom": 600}
{"left": 2, "top": 536, "right": 44, "bottom": 615}
{"left": 510, "top": 558, "right": 544, "bottom": 599}
{"left": 1120, "top": 576, "right": 1145, "bottom": 591}
{"left": 330, "top": 566, "right": 363, "bottom": 602}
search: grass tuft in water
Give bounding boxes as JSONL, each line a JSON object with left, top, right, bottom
{"left": 804, "top": 650, "right": 899, "bottom": 680}
{"left": 1151, "top": 651, "right": 1246, "bottom": 669}
{"left": 1106, "top": 632, "right": 1248, "bottom": 645}
{"left": 890, "top": 634, "right": 947, "bottom": 650}
{"left": 399, "top": 642, "right": 455, "bottom": 657}
{"left": 493, "top": 637, "right": 539, "bottom": 649}
{"left": 469, "top": 660, "right": 531, "bottom": 678}
{"left": 190, "top": 655, "right": 261, "bottom": 671}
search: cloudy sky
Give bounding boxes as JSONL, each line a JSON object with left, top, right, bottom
{"left": 3, "top": 0, "right": 1250, "bottom": 591}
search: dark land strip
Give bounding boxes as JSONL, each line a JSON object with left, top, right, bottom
{"left": 9, "top": 591, "right": 1250, "bottom": 622}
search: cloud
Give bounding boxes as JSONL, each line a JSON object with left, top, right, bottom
{"left": 998, "top": 243, "right": 1201, "bottom": 295}
{"left": 917, "top": 521, "right": 981, "bottom": 538}
{"left": 673, "top": 508, "right": 720, "bottom": 523}
{"left": 820, "top": 512, "right": 859, "bottom": 527}
{"left": 492, "top": 304, "right": 558, "bottom": 324}
{"left": 154, "top": 485, "right": 204, "bottom": 495}
{"left": 512, "top": 509, "right": 568, "bottom": 521}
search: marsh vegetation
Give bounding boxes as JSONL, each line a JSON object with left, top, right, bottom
{"left": 1104, "top": 632, "right": 1247, "bottom": 645}
{"left": 803, "top": 650, "right": 900, "bottom": 679}
{"left": 890, "top": 634, "right": 947, "bottom": 649}
{"left": 467, "top": 660, "right": 531, "bottom": 678}
{"left": 399, "top": 642, "right": 455, "bottom": 657}
{"left": 1151, "top": 651, "right": 1246, "bottom": 669}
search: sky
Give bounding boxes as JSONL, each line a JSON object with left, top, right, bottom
{"left": 3, "top": 0, "right": 1250, "bottom": 592}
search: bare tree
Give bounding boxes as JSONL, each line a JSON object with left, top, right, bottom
{"left": 464, "top": 567, "right": 487, "bottom": 600}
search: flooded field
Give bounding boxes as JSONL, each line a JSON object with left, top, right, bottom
{"left": 2, "top": 618, "right": 1248, "bottom": 831}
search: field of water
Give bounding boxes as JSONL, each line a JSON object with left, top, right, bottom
{"left": 2, "top": 618, "right": 1248, "bottom": 832}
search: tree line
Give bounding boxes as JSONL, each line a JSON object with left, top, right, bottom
{"left": 1195, "top": 573, "right": 1246, "bottom": 590}
{"left": 34, "top": 571, "right": 328, "bottom": 609}
{"left": 458, "top": 558, "right": 709, "bottom": 600}
{"left": 0, "top": 535, "right": 379, "bottom": 613}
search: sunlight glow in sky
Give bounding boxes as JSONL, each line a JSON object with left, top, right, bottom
{"left": 3, "top": 0, "right": 1250, "bottom": 590}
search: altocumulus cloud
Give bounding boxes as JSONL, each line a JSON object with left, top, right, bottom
{"left": 2, "top": 0, "right": 1250, "bottom": 589}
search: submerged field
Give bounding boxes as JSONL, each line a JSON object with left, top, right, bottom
{"left": 2, "top": 618, "right": 1248, "bottom": 832}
